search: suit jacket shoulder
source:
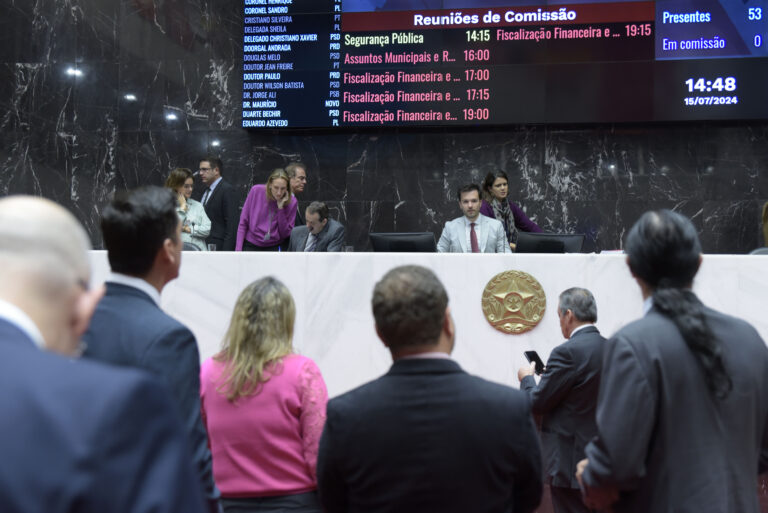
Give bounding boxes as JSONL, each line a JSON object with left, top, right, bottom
{"left": 480, "top": 212, "right": 503, "bottom": 229}
{"left": 318, "top": 358, "right": 543, "bottom": 513}
{"left": 478, "top": 212, "right": 500, "bottom": 227}
{"left": 478, "top": 214, "right": 509, "bottom": 253}
{"left": 584, "top": 306, "right": 768, "bottom": 513}
{"left": 437, "top": 216, "right": 466, "bottom": 253}
{"left": 83, "top": 283, "right": 195, "bottom": 368}
{"left": 288, "top": 225, "right": 310, "bottom": 252}
{"left": 567, "top": 326, "right": 606, "bottom": 357}
{"left": 0, "top": 320, "right": 206, "bottom": 513}
{"left": 318, "top": 219, "right": 345, "bottom": 251}
{"left": 82, "top": 282, "right": 219, "bottom": 509}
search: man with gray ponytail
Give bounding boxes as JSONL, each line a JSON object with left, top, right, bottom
{"left": 576, "top": 210, "right": 768, "bottom": 513}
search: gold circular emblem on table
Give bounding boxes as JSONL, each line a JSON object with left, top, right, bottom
{"left": 482, "top": 270, "right": 546, "bottom": 334}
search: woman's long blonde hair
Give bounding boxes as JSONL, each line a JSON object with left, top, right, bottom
{"left": 215, "top": 277, "right": 295, "bottom": 401}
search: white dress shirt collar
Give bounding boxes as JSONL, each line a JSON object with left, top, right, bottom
{"left": 569, "top": 323, "right": 594, "bottom": 338}
{"left": 0, "top": 298, "right": 46, "bottom": 349}
{"left": 208, "top": 176, "right": 223, "bottom": 194}
{"left": 462, "top": 214, "right": 481, "bottom": 227}
{"left": 642, "top": 296, "right": 654, "bottom": 316}
{"left": 107, "top": 272, "right": 161, "bottom": 306}
{"left": 398, "top": 351, "right": 452, "bottom": 360}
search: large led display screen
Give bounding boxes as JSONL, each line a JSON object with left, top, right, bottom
{"left": 241, "top": 0, "right": 768, "bottom": 127}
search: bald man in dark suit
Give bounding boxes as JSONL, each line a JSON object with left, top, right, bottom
{"left": 0, "top": 196, "right": 206, "bottom": 513}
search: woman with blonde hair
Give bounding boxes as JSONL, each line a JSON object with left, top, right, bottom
{"left": 165, "top": 167, "right": 211, "bottom": 250}
{"left": 200, "top": 277, "right": 327, "bottom": 513}
{"left": 236, "top": 169, "right": 297, "bottom": 251}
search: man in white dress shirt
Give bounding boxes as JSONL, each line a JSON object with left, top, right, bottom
{"left": 437, "top": 183, "right": 510, "bottom": 253}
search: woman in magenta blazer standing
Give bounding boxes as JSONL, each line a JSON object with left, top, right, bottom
{"left": 480, "top": 170, "right": 542, "bottom": 251}
{"left": 236, "top": 169, "right": 297, "bottom": 251}
{"left": 200, "top": 277, "right": 328, "bottom": 513}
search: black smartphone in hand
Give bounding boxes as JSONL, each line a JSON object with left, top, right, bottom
{"left": 524, "top": 351, "right": 545, "bottom": 375}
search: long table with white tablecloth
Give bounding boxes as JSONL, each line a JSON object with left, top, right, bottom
{"left": 89, "top": 251, "right": 768, "bottom": 398}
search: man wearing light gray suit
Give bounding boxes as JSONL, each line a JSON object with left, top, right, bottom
{"left": 437, "top": 184, "right": 511, "bottom": 253}
{"left": 288, "top": 201, "right": 345, "bottom": 252}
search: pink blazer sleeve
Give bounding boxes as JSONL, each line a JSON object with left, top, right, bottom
{"left": 298, "top": 358, "right": 328, "bottom": 481}
{"left": 237, "top": 187, "right": 258, "bottom": 251}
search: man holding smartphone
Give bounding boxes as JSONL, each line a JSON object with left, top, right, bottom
{"left": 518, "top": 287, "right": 606, "bottom": 513}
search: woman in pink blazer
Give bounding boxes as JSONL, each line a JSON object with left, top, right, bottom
{"left": 200, "top": 277, "right": 328, "bottom": 513}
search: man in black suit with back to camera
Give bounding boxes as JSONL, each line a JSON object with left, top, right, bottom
{"left": 518, "top": 287, "right": 605, "bottom": 513}
{"left": 82, "top": 186, "right": 221, "bottom": 513}
{"left": 0, "top": 196, "right": 206, "bottom": 513}
{"left": 317, "top": 265, "right": 543, "bottom": 513}
{"left": 288, "top": 201, "right": 345, "bottom": 252}
{"left": 196, "top": 156, "right": 237, "bottom": 251}
{"left": 576, "top": 210, "right": 768, "bottom": 513}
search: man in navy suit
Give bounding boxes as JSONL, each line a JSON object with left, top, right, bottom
{"left": 518, "top": 287, "right": 605, "bottom": 513}
{"left": 82, "top": 186, "right": 220, "bottom": 512}
{"left": 196, "top": 156, "right": 238, "bottom": 251}
{"left": 317, "top": 265, "right": 542, "bottom": 513}
{"left": 0, "top": 196, "right": 206, "bottom": 513}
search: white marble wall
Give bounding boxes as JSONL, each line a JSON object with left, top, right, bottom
{"left": 89, "top": 251, "right": 768, "bottom": 398}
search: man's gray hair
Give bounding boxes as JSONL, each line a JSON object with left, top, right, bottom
{"left": 285, "top": 162, "right": 306, "bottom": 178}
{"left": 372, "top": 265, "right": 448, "bottom": 349}
{"left": 558, "top": 287, "right": 597, "bottom": 323}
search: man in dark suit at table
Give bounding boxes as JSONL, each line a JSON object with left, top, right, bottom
{"left": 0, "top": 196, "right": 206, "bottom": 513}
{"left": 317, "top": 265, "right": 542, "bottom": 513}
{"left": 576, "top": 210, "right": 768, "bottom": 513}
{"left": 518, "top": 287, "right": 605, "bottom": 513}
{"left": 82, "top": 186, "right": 220, "bottom": 513}
{"left": 196, "top": 156, "right": 237, "bottom": 251}
{"left": 288, "top": 201, "right": 345, "bottom": 252}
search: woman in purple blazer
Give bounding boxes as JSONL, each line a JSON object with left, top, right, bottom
{"left": 480, "top": 170, "right": 541, "bottom": 250}
{"left": 237, "top": 168, "right": 298, "bottom": 251}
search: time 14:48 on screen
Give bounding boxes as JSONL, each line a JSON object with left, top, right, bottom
{"left": 685, "top": 77, "right": 737, "bottom": 93}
